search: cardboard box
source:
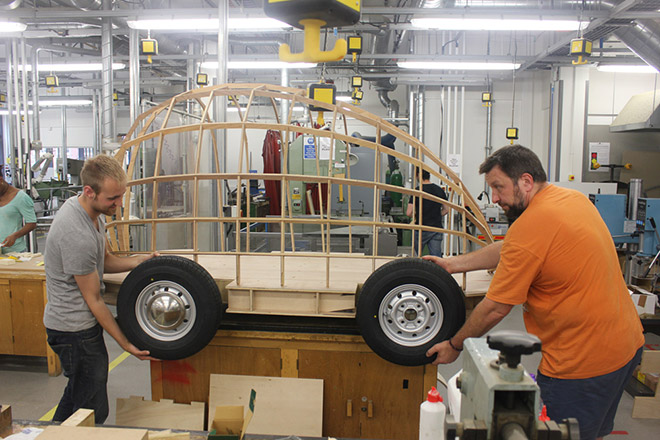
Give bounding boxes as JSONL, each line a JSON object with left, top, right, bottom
{"left": 629, "top": 286, "right": 659, "bottom": 316}
{"left": 208, "top": 390, "right": 255, "bottom": 440}
{"left": 633, "top": 365, "right": 659, "bottom": 393}
{"left": 210, "top": 406, "right": 244, "bottom": 440}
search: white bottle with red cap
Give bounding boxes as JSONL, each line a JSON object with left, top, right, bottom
{"left": 419, "top": 386, "right": 446, "bottom": 440}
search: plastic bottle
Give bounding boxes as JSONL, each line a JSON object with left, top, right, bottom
{"left": 419, "top": 386, "right": 446, "bottom": 440}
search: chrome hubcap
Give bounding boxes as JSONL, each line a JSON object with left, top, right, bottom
{"left": 135, "top": 280, "right": 196, "bottom": 341}
{"left": 378, "top": 283, "right": 444, "bottom": 347}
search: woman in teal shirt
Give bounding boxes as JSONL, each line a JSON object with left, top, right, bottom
{"left": 0, "top": 174, "right": 37, "bottom": 254}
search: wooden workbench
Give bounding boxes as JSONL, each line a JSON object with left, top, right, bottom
{"left": 150, "top": 329, "right": 437, "bottom": 440}
{"left": 0, "top": 256, "right": 61, "bottom": 376}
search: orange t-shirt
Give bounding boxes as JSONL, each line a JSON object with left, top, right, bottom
{"left": 486, "top": 184, "right": 644, "bottom": 379}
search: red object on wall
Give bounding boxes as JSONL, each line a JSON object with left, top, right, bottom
{"left": 262, "top": 130, "right": 282, "bottom": 215}
{"left": 305, "top": 182, "right": 328, "bottom": 215}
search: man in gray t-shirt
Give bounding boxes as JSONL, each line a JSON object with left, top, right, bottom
{"left": 44, "top": 155, "right": 157, "bottom": 424}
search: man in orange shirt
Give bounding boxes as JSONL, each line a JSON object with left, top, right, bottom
{"left": 425, "top": 145, "right": 644, "bottom": 440}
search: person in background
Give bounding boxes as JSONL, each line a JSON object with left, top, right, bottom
{"left": 44, "top": 154, "right": 159, "bottom": 424}
{"left": 424, "top": 145, "right": 643, "bottom": 440}
{"left": 0, "top": 173, "right": 37, "bottom": 254}
{"left": 407, "top": 168, "right": 448, "bottom": 257}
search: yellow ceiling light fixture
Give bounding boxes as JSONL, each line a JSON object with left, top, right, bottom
{"left": 347, "top": 35, "right": 362, "bottom": 63}
{"left": 308, "top": 82, "right": 336, "bottom": 126}
{"left": 196, "top": 73, "right": 209, "bottom": 86}
{"left": 481, "top": 91, "right": 493, "bottom": 108}
{"left": 570, "top": 38, "right": 592, "bottom": 65}
{"left": 351, "top": 88, "right": 363, "bottom": 105}
{"left": 264, "top": 0, "right": 361, "bottom": 63}
{"left": 141, "top": 31, "right": 158, "bottom": 64}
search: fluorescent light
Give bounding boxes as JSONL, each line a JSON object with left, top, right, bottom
{"left": 336, "top": 96, "right": 353, "bottom": 102}
{"left": 39, "top": 99, "right": 92, "bottom": 107}
{"left": 19, "top": 63, "right": 126, "bottom": 72}
{"left": 411, "top": 17, "right": 586, "bottom": 31}
{"left": 126, "top": 17, "right": 289, "bottom": 31}
{"left": 201, "top": 61, "right": 317, "bottom": 70}
{"left": 597, "top": 64, "right": 659, "bottom": 74}
{"left": 398, "top": 61, "right": 520, "bottom": 71}
{"left": 0, "top": 22, "right": 27, "bottom": 33}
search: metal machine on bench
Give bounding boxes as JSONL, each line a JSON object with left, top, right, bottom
{"left": 450, "top": 331, "right": 579, "bottom": 439}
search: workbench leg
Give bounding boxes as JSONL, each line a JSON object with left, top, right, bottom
{"left": 151, "top": 360, "right": 164, "bottom": 401}
{"left": 423, "top": 364, "right": 436, "bottom": 399}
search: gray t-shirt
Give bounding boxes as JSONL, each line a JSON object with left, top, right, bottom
{"left": 44, "top": 196, "right": 106, "bottom": 332}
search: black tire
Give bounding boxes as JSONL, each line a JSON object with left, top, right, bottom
{"left": 117, "top": 256, "right": 223, "bottom": 360}
{"left": 356, "top": 258, "right": 465, "bottom": 366}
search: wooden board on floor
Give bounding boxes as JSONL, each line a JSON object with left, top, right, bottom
{"left": 61, "top": 408, "right": 95, "bottom": 427}
{"left": 0, "top": 405, "right": 11, "bottom": 433}
{"left": 37, "top": 425, "right": 148, "bottom": 440}
{"left": 208, "top": 374, "right": 323, "bottom": 437}
{"left": 632, "top": 350, "right": 660, "bottom": 419}
{"left": 116, "top": 396, "right": 204, "bottom": 431}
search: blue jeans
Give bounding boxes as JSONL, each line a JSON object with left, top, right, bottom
{"left": 537, "top": 346, "right": 643, "bottom": 440}
{"left": 46, "top": 323, "right": 109, "bottom": 424}
{"left": 413, "top": 231, "right": 443, "bottom": 257}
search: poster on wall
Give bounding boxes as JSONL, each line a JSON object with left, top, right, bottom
{"left": 447, "top": 154, "right": 462, "bottom": 176}
{"left": 588, "top": 142, "right": 610, "bottom": 172}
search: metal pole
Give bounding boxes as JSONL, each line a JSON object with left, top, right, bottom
{"left": 12, "top": 39, "right": 23, "bottom": 186}
{"left": 92, "top": 93, "right": 100, "bottom": 154}
{"left": 61, "top": 93, "right": 68, "bottom": 182}
{"left": 5, "top": 40, "right": 17, "bottom": 185}
{"left": 20, "top": 38, "right": 31, "bottom": 190}
{"left": 218, "top": 0, "right": 228, "bottom": 173}
{"left": 101, "top": 0, "right": 115, "bottom": 148}
{"left": 408, "top": 85, "right": 415, "bottom": 188}
{"left": 129, "top": 28, "right": 141, "bottom": 125}
{"left": 31, "top": 47, "right": 41, "bottom": 154}
{"left": 281, "top": 68, "right": 290, "bottom": 121}
{"left": 484, "top": 87, "right": 493, "bottom": 193}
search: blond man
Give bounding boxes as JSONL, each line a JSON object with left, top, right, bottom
{"left": 44, "top": 155, "right": 158, "bottom": 424}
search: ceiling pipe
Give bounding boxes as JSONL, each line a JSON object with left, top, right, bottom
{"left": 613, "top": 19, "right": 660, "bottom": 74}
{"left": 52, "top": 0, "right": 101, "bottom": 10}
{"left": 433, "top": 0, "right": 660, "bottom": 73}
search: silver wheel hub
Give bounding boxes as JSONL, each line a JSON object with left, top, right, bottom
{"left": 378, "top": 283, "right": 444, "bottom": 347}
{"left": 135, "top": 280, "right": 196, "bottom": 341}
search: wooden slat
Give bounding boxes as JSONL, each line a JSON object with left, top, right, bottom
{"left": 61, "top": 408, "right": 95, "bottom": 427}
{"left": 116, "top": 397, "right": 204, "bottom": 431}
{"left": 37, "top": 425, "right": 148, "bottom": 440}
{"left": 632, "top": 350, "right": 660, "bottom": 419}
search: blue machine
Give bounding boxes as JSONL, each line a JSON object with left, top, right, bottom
{"left": 590, "top": 194, "right": 638, "bottom": 245}
{"left": 636, "top": 198, "right": 660, "bottom": 256}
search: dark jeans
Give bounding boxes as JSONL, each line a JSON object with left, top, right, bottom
{"left": 537, "top": 346, "right": 643, "bottom": 440}
{"left": 46, "top": 323, "right": 109, "bottom": 424}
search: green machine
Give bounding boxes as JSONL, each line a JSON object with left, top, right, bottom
{"left": 286, "top": 133, "right": 348, "bottom": 216}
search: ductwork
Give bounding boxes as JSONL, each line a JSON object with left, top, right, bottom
{"left": 52, "top": 0, "right": 101, "bottom": 10}
{"left": 610, "top": 90, "right": 660, "bottom": 132}
{"left": 432, "top": 0, "right": 660, "bottom": 73}
{"left": 613, "top": 19, "right": 660, "bottom": 75}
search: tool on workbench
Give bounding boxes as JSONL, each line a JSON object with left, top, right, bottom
{"left": 448, "top": 331, "right": 579, "bottom": 439}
